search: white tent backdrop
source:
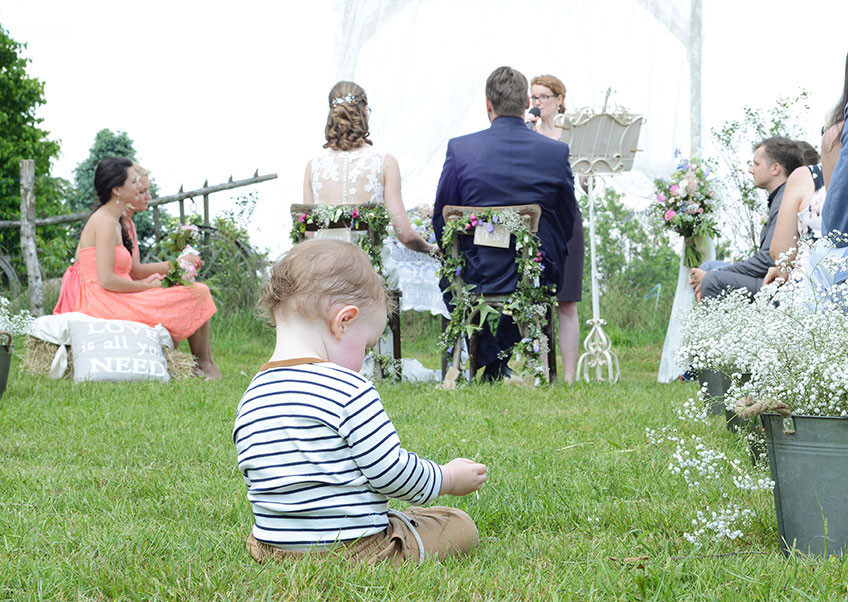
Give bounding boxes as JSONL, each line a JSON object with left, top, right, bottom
{"left": 336, "top": 0, "right": 691, "bottom": 217}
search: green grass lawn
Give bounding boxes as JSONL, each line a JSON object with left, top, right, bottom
{"left": 2, "top": 311, "right": 848, "bottom": 600}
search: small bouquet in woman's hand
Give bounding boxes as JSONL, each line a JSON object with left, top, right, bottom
{"left": 160, "top": 224, "right": 201, "bottom": 288}
{"left": 652, "top": 155, "right": 719, "bottom": 267}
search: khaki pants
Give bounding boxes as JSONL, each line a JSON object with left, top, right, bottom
{"left": 246, "top": 506, "right": 478, "bottom": 567}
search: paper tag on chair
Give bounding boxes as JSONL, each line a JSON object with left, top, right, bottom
{"left": 473, "top": 224, "right": 510, "bottom": 248}
{"left": 315, "top": 228, "right": 353, "bottom": 243}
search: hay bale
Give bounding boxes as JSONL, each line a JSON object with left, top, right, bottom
{"left": 23, "top": 336, "right": 196, "bottom": 380}
{"left": 163, "top": 347, "right": 196, "bottom": 379}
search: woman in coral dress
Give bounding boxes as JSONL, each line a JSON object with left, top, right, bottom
{"left": 75, "top": 156, "right": 220, "bottom": 379}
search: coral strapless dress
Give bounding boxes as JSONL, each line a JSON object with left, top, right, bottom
{"left": 77, "top": 245, "right": 216, "bottom": 343}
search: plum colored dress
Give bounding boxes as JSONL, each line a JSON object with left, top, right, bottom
{"left": 76, "top": 244, "right": 216, "bottom": 343}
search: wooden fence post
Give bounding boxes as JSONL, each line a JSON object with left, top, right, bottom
{"left": 19, "top": 160, "right": 44, "bottom": 316}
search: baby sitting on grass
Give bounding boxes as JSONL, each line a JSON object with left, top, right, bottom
{"left": 233, "top": 239, "right": 487, "bottom": 565}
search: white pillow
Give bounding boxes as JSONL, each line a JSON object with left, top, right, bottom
{"left": 69, "top": 320, "right": 170, "bottom": 383}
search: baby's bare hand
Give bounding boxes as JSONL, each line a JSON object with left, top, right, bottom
{"left": 441, "top": 457, "right": 487, "bottom": 496}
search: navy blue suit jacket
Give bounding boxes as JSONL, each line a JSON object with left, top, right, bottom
{"left": 433, "top": 115, "right": 576, "bottom": 294}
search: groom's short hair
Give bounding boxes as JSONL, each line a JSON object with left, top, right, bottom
{"left": 754, "top": 136, "right": 803, "bottom": 177}
{"left": 486, "top": 66, "right": 528, "bottom": 117}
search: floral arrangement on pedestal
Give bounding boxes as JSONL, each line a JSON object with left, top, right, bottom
{"left": 651, "top": 155, "right": 719, "bottom": 268}
{"left": 290, "top": 204, "right": 390, "bottom": 276}
{"left": 438, "top": 208, "right": 552, "bottom": 381}
{"left": 159, "top": 224, "right": 201, "bottom": 288}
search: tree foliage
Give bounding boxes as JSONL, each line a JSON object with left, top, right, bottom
{"left": 578, "top": 187, "right": 680, "bottom": 345}
{"left": 0, "top": 24, "right": 71, "bottom": 275}
{"left": 70, "top": 129, "right": 164, "bottom": 253}
{"left": 711, "top": 91, "right": 810, "bottom": 259}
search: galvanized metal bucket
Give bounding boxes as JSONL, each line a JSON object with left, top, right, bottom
{"left": 0, "top": 330, "right": 12, "bottom": 399}
{"left": 763, "top": 413, "right": 848, "bottom": 556}
{"left": 698, "top": 369, "right": 727, "bottom": 416}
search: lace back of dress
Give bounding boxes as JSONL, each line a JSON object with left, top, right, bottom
{"left": 311, "top": 147, "right": 386, "bottom": 205}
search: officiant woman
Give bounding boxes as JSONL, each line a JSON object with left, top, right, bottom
{"left": 527, "top": 74, "right": 585, "bottom": 385}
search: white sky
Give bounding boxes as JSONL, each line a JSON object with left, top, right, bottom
{"left": 1, "top": 0, "right": 846, "bottom": 256}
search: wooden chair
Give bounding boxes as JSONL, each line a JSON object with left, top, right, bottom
{"left": 289, "top": 203, "right": 402, "bottom": 380}
{"left": 440, "top": 204, "right": 557, "bottom": 384}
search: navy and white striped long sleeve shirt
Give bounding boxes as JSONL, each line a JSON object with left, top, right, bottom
{"left": 233, "top": 358, "right": 443, "bottom": 549}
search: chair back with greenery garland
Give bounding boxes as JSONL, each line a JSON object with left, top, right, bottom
{"left": 439, "top": 204, "right": 557, "bottom": 386}
{"left": 288, "top": 202, "right": 402, "bottom": 381}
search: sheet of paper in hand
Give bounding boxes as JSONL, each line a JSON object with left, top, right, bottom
{"left": 69, "top": 320, "right": 170, "bottom": 383}
{"left": 473, "top": 224, "right": 510, "bottom": 248}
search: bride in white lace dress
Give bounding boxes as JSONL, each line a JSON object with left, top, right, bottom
{"left": 303, "top": 81, "right": 438, "bottom": 260}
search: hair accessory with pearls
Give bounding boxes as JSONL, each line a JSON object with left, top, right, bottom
{"left": 331, "top": 94, "right": 356, "bottom": 107}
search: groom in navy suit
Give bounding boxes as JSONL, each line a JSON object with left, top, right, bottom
{"left": 433, "top": 66, "right": 577, "bottom": 380}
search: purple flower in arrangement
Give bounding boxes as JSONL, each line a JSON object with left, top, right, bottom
{"left": 352, "top": 208, "right": 359, "bottom": 219}
{"left": 704, "top": 166, "right": 711, "bottom": 177}
{"left": 664, "top": 209, "right": 676, "bottom": 221}
{"left": 487, "top": 223, "right": 494, "bottom": 233}
{"left": 533, "top": 341, "right": 540, "bottom": 353}
{"left": 455, "top": 266, "right": 462, "bottom": 275}
{"left": 447, "top": 346, "right": 454, "bottom": 353}
{"left": 299, "top": 213, "right": 307, "bottom": 223}
{"left": 492, "top": 215, "right": 499, "bottom": 224}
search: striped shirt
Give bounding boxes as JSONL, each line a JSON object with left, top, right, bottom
{"left": 233, "top": 358, "right": 443, "bottom": 549}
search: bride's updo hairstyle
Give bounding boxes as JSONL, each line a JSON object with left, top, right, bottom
{"left": 324, "top": 81, "right": 372, "bottom": 151}
{"left": 530, "top": 74, "right": 566, "bottom": 114}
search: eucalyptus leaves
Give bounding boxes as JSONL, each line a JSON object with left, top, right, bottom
{"left": 438, "top": 208, "right": 553, "bottom": 381}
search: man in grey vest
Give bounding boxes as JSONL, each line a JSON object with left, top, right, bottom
{"left": 689, "top": 136, "right": 803, "bottom": 301}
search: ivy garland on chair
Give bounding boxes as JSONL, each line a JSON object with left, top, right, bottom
{"left": 290, "top": 204, "right": 391, "bottom": 276}
{"left": 438, "top": 208, "right": 554, "bottom": 381}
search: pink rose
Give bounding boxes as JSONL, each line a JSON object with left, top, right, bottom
{"left": 664, "top": 209, "right": 676, "bottom": 221}
{"left": 352, "top": 209, "right": 359, "bottom": 218}
{"left": 656, "top": 194, "right": 667, "bottom": 202}
{"left": 299, "top": 214, "right": 306, "bottom": 223}
{"left": 669, "top": 184, "right": 681, "bottom": 196}
{"left": 698, "top": 207, "right": 703, "bottom": 213}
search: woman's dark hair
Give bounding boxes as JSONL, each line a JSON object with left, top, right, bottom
{"left": 324, "top": 81, "right": 372, "bottom": 151}
{"left": 87, "top": 156, "right": 135, "bottom": 255}
{"left": 826, "top": 52, "right": 848, "bottom": 148}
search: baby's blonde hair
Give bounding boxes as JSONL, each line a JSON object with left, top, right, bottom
{"left": 259, "top": 239, "right": 390, "bottom": 325}
{"left": 132, "top": 162, "right": 150, "bottom": 177}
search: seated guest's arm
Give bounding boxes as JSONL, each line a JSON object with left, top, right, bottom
{"left": 769, "top": 166, "right": 811, "bottom": 269}
{"left": 125, "top": 218, "right": 170, "bottom": 280}
{"left": 384, "top": 154, "right": 438, "bottom": 255}
{"left": 718, "top": 193, "right": 781, "bottom": 278}
{"left": 716, "top": 246, "right": 775, "bottom": 278}
{"left": 92, "top": 218, "right": 162, "bottom": 292}
{"left": 433, "top": 142, "right": 459, "bottom": 250}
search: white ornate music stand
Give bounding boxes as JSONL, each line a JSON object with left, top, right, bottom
{"left": 559, "top": 92, "right": 644, "bottom": 383}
